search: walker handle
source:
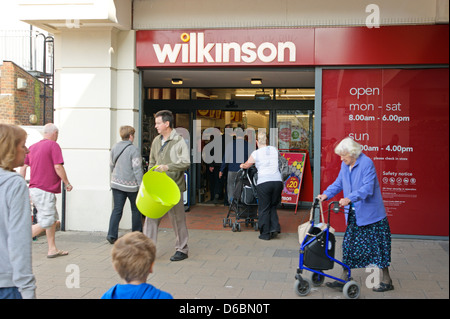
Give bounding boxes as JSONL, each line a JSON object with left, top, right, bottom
{"left": 330, "top": 201, "right": 341, "bottom": 214}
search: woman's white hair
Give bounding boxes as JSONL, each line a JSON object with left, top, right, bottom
{"left": 334, "top": 137, "right": 362, "bottom": 158}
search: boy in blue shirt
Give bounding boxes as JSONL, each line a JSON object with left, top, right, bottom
{"left": 102, "top": 232, "right": 173, "bottom": 299}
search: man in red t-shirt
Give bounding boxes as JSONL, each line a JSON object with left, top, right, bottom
{"left": 20, "top": 123, "right": 73, "bottom": 258}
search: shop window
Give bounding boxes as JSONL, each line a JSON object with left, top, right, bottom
{"left": 147, "top": 88, "right": 190, "bottom": 100}
{"left": 191, "top": 88, "right": 274, "bottom": 100}
{"left": 276, "top": 110, "right": 314, "bottom": 153}
{"left": 276, "top": 88, "right": 315, "bottom": 100}
{"left": 146, "top": 88, "right": 315, "bottom": 100}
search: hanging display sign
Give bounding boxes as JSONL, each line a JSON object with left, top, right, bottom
{"left": 196, "top": 110, "right": 225, "bottom": 119}
{"left": 321, "top": 68, "right": 449, "bottom": 236}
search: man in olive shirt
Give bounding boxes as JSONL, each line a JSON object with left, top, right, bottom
{"left": 143, "top": 110, "right": 190, "bottom": 261}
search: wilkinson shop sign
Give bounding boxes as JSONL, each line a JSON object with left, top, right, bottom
{"left": 136, "top": 29, "right": 315, "bottom": 67}
{"left": 136, "top": 26, "right": 449, "bottom": 68}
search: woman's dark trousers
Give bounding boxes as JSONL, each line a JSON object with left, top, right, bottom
{"left": 256, "top": 181, "right": 283, "bottom": 238}
{"left": 108, "top": 188, "right": 142, "bottom": 240}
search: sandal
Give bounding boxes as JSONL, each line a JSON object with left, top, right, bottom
{"left": 373, "top": 281, "right": 394, "bottom": 292}
{"left": 47, "top": 250, "right": 69, "bottom": 258}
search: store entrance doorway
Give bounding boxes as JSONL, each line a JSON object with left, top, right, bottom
{"left": 143, "top": 98, "right": 315, "bottom": 208}
{"left": 196, "top": 110, "right": 268, "bottom": 205}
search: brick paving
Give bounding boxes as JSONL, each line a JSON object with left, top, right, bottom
{"left": 31, "top": 227, "right": 449, "bottom": 299}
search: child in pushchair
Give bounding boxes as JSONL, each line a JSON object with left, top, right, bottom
{"left": 223, "top": 167, "right": 258, "bottom": 232}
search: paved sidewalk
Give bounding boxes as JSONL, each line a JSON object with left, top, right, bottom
{"left": 31, "top": 228, "right": 449, "bottom": 299}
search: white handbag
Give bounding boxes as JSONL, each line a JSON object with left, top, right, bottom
{"left": 298, "top": 200, "right": 335, "bottom": 244}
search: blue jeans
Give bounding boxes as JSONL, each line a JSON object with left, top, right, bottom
{"left": 0, "top": 287, "right": 22, "bottom": 299}
{"left": 108, "top": 189, "right": 142, "bottom": 240}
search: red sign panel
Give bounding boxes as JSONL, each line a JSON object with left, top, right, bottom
{"left": 315, "top": 25, "right": 449, "bottom": 66}
{"left": 321, "top": 68, "right": 449, "bottom": 236}
{"left": 137, "top": 25, "right": 449, "bottom": 67}
{"left": 136, "top": 29, "right": 315, "bottom": 67}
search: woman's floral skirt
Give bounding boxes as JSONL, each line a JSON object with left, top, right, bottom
{"left": 342, "top": 211, "right": 391, "bottom": 269}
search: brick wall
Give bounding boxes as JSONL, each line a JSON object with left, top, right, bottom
{"left": 0, "top": 61, "right": 53, "bottom": 125}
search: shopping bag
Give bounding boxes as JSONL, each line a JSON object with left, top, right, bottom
{"left": 298, "top": 200, "right": 334, "bottom": 244}
{"left": 303, "top": 227, "right": 336, "bottom": 270}
{"left": 298, "top": 219, "right": 313, "bottom": 245}
{"left": 298, "top": 205, "right": 314, "bottom": 244}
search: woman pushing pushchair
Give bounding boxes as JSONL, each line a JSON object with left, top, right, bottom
{"left": 240, "top": 132, "right": 283, "bottom": 240}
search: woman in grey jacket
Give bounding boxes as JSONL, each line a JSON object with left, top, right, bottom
{"left": 107, "top": 126, "right": 143, "bottom": 244}
{"left": 0, "top": 124, "right": 36, "bottom": 299}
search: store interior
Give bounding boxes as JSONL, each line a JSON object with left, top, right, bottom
{"left": 140, "top": 68, "right": 316, "bottom": 233}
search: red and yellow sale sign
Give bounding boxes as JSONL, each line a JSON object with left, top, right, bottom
{"left": 280, "top": 152, "right": 306, "bottom": 204}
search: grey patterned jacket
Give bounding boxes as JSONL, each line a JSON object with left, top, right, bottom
{"left": 110, "top": 140, "right": 143, "bottom": 192}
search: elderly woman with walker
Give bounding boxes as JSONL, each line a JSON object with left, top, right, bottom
{"left": 317, "top": 137, "right": 393, "bottom": 292}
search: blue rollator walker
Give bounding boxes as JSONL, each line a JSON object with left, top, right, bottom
{"left": 294, "top": 198, "right": 361, "bottom": 299}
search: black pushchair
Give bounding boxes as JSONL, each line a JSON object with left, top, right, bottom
{"left": 223, "top": 168, "right": 259, "bottom": 232}
{"left": 294, "top": 198, "right": 361, "bottom": 299}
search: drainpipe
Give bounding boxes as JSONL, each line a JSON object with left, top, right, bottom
{"left": 61, "top": 183, "right": 66, "bottom": 231}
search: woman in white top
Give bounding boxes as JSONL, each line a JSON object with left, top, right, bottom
{"left": 241, "top": 132, "right": 283, "bottom": 240}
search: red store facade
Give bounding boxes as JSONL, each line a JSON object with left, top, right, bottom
{"left": 136, "top": 25, "right": 449, "bottom": 237}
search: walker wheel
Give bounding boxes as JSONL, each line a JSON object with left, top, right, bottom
{"left": 294, "top": 278, "right": 312, "bottom": 297}
{"left": 309, "top": 272, "right": 325, "bottom": 287}
{"left": 343, "top": 280, "right": 361, "bottom": 299}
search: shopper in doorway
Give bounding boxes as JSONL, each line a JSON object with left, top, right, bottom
{"left": 206, "top": 134, "right": 221, "bottom": 203}
{"left": 317, "top": 137, "right": 393, "bottom": 292}
{"left": 220, "top": 124, "right": 232, "bottom": 205}
{"left": 143, "top": 110, "right": 190, "bottom": 261}
{"left": 107, "top": 126, "right": 143, "bottom": 244}
{"left": 20, "top": 123, "right": 72, "bottom": 258}
{"left": 219, "top": 125, "right": 251, "bottom": 205}
{"left": 0, "top": 124, "right": 36, "bottom": 299}
{"left": 240, "top": 131, "right": 283, "bottom": 240}
{"left": 207, "top": 126, "right": 228, "bottom": 204}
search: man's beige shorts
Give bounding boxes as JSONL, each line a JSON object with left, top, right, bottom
{"left": 30, "top": 188, "right": 59, "bottom": 229}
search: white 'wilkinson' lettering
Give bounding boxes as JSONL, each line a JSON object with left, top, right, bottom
{"left": 153, "top": 32, "right": 296, "bottom": 64}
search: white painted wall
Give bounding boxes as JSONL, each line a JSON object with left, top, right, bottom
{"left": 53, "top": 27, "right": 138, "bottom": 231}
